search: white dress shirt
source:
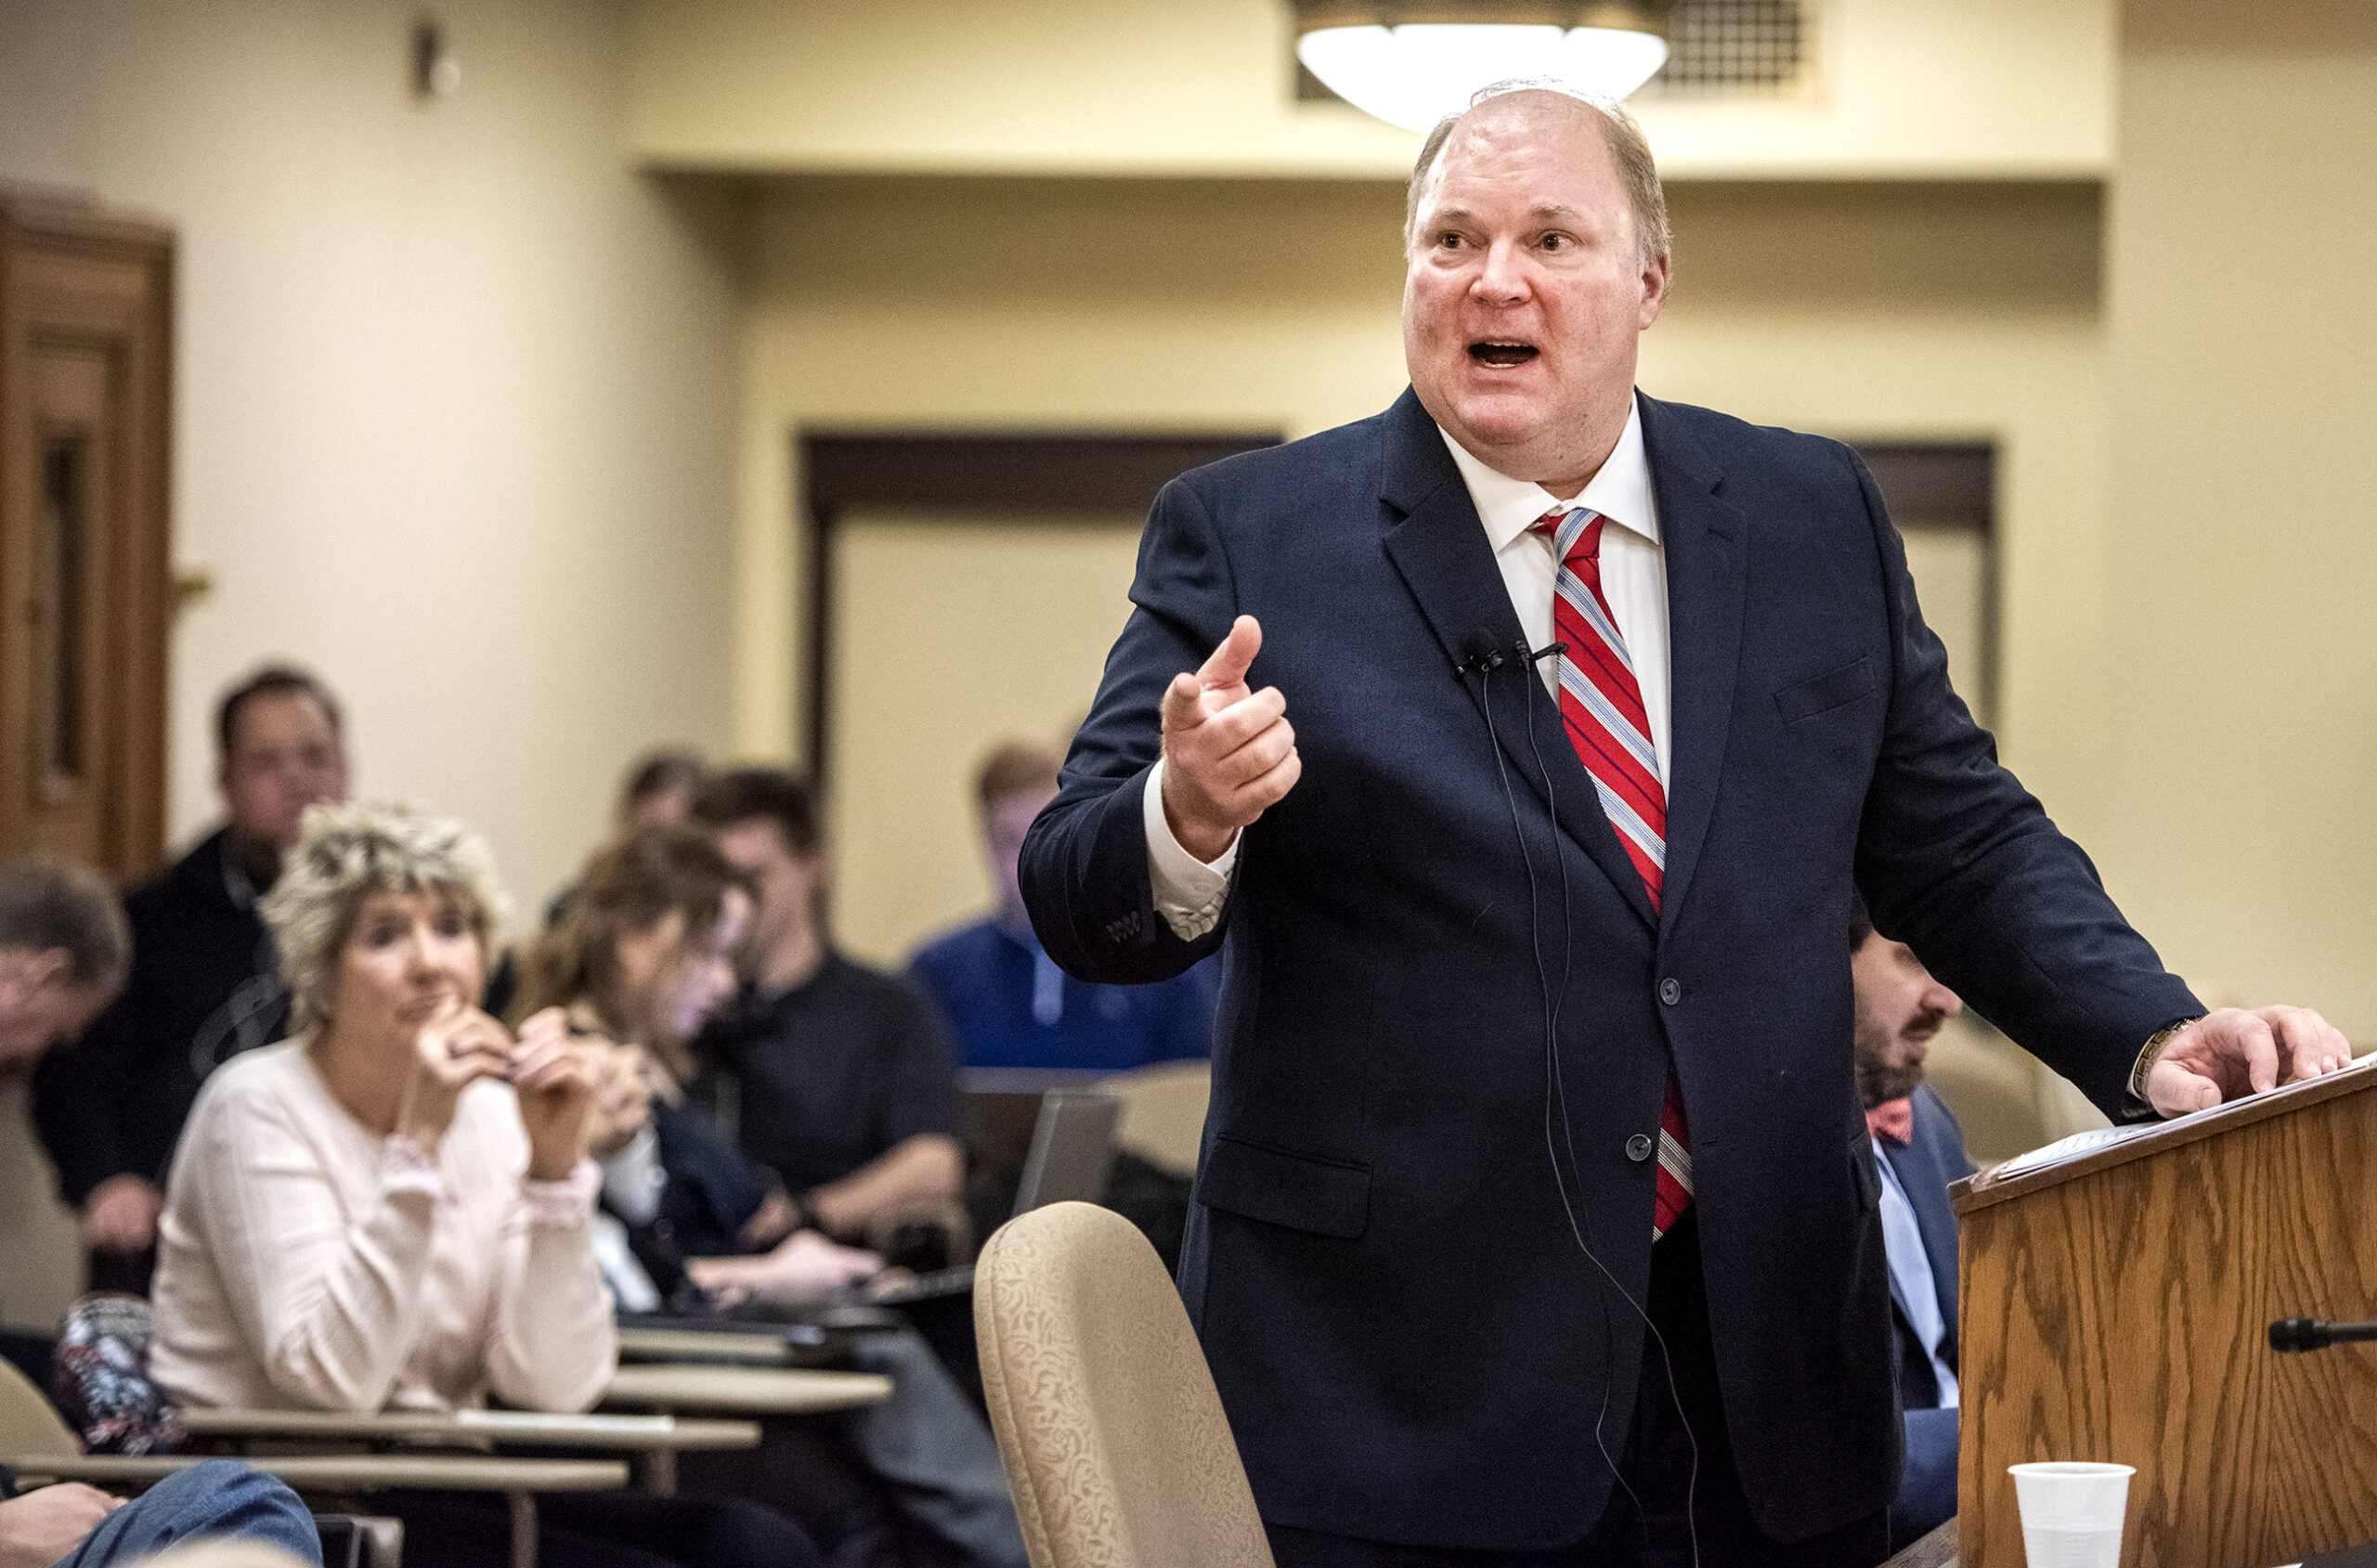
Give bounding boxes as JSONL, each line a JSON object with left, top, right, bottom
{"left": 1873, "top": 1137, "right": 1960, "bottom": 1408}
{"left": 1146, "top": 396, "right": 1671, "bottom": 940}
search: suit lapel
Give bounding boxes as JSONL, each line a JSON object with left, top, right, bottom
{"left": 1640, "top": 394, "right": 1747, "bottom": 936}
{"left": 1375, "top": 390, "right": 1658, "bottom": 932}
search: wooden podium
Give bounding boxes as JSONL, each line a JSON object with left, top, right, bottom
{"left": 1952, "top": 1060, "right": 2377, "bottom": 1568}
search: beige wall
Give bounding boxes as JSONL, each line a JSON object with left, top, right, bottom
{"left": 630, "top": 0, "right": 2114, "bottom": 180}
{"left": 2099, "top": 1, "right": 2377, "bottom": 1040}
{"left": 733, "top": 176, "right": 1416, "bottom": 763}
{"left": 736, "top": 177, "right": 2111, "bottom": 989}
{"left": 0, "top": 0, "right": 743, "bottom": 1318}
{"left": 830, "top": 513, "right": 1144, "bottom": 967}
{"left": 0, "top": 0, "right": 742, "bottom": 914}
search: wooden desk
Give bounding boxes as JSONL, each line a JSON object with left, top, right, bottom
{"left": 178, "top": 1406, "right": 761, "bottom": 1453}
{"left": 599, "top": 1364, "right": 891, "bottom": 1493}
{"left": 176, "top": 1406, "right": 759, "bottom": 1496}
{"left": 4, "top": 1452, "right": 626, "bottom": 1568}
{"left": 615, "top": 1328, "right": 797, "bottom": 1367}
{"left": 600, "top": 1365, "right": 891, "bottom": 1416}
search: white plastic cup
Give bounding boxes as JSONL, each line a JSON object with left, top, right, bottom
{"left": 2009, "top": 1461, "right": 2136, "bottom": 1568}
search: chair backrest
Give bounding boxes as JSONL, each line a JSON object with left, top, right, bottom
{"left": 973, "top": 1201, "right": 1271, "bottom": 1568}
{"left": 0, "top": 1353, "right": 81, "bottom": 1458}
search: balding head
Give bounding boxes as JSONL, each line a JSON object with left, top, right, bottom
{"left": 1407, "top": 86, "right": 1670, "bottom": 270}
{"left": 1400, "top": 83, "right": 1673, "bottom": 493}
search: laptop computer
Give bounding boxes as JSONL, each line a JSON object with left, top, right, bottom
{"left": 622, "top": 1086, "right": 1127, "bottom": 1327}
{"left": 863, "top": 1088, "right": 1122, "bottom": 1305}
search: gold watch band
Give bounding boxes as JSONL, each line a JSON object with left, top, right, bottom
{"left": 2130, "top": 1017, "right": 2205, "bottom": 1106}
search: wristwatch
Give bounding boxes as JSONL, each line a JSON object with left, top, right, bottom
{"left": 2127, "top": 1016, "right": 2206, "bottom": 1114}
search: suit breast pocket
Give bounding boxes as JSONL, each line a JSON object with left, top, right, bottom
{"left": 1773, "top": 654, "right": 1881, "bottom": 724}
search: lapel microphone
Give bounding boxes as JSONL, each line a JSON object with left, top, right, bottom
{"left": 1456, "top": 635, "right": 1568, "bottom": 679}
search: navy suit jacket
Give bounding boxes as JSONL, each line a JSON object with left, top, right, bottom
{"left": 1019, "top": 388, "right": 2199, "bottom": 1550}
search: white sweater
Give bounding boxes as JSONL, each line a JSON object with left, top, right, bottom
{"left": 151, "top": 1041, "right": 617, "bottom": 1414}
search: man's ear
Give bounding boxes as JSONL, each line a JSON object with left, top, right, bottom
{"left": 1637, "top": 249, "right": 1672, "bottom": 330}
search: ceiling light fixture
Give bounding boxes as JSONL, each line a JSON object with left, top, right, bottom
{"left": 1292, "top": 3, "right": 1671, "bottom": 133}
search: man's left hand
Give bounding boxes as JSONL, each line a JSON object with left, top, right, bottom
{"left": 2147, "top": 1004, "right": 2354, "bottom": 1116}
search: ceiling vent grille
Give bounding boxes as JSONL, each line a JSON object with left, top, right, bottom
{"left": 1640, "top": 0, "right": 1811, "bottom": 97}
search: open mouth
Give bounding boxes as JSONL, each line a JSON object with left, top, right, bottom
{"left": 1468, "top": 340, "right": 1539, "bottom": 368}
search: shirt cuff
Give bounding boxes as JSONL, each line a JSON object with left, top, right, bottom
{"left": 1144, "top": 757, "right": 1237, "bottom": 941}
{"left": 521, "top": 1159, "right": 602, "bottom": 1229}
{"left": 598, "top": 1125, "right": 664, "bottom": 1225}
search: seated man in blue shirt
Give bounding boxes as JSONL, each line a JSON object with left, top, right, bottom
{"left": 1851, "top": 892, "right": 1974, "bottom": 1554}
{"left": 910, "top": 744, "right": 1214, "bottom": 1072}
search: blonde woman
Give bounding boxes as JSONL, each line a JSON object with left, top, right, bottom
{"left": 150, "top": 801, "right": 821, "bottom": 1568}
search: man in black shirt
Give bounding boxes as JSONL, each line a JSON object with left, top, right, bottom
{"left": 689, "top": 770, "right": 964, "bottom": 1248}
{"left": 32, "top": 667, "right": 347, "bottom": 1292}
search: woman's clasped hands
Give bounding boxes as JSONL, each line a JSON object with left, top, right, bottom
{"left": 398, "top": 1001, "right": 605, "bottom": 1181}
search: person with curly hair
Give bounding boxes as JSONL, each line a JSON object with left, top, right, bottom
{"left": 148, "top": 801, "right": 824, "bottom": 1568}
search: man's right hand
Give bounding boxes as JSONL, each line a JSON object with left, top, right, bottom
{"left": 0, "top": 1484, "right": 122, "bottom": 1568}
{"left": 81, "top": 1174, "right": 163, "bottom": 1254}
{"left": 1159, "top": 616, "right": 1303, "bottom": 864}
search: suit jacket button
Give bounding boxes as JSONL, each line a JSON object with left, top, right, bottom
{"left": 1658, "top": 977, "right": 1682, "bottom": 1005}
{"left": 1625, "top": 1133, "right": 1655, "bottom": 1162}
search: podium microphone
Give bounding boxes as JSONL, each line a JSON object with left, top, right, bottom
{"left": 2268, "top": 1318, "right": 2377, "bottom": 1353}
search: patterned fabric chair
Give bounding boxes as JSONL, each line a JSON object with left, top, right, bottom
{"left": 972, "top": 1200, "right": 1271, "bottom": 1568}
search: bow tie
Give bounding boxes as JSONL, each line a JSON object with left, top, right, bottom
{"left": 1865, "top": 1097, "right": 1915, "bottom": 1147}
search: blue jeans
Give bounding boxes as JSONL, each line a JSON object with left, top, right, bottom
{"left": 53, "top": 1460, "right": 320, "bottom": 1568}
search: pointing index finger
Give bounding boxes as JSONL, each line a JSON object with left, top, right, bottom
{"left": 1196, "top": 616, "right": 1263, "bottom": 690}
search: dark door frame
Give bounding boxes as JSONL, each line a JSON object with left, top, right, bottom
{"left": 797, "top": 430, "right": 1282, "bottom": 794}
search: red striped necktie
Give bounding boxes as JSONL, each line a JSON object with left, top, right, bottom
{"left": 1535, "top": 506, "right": 1693, "bottom": 1241}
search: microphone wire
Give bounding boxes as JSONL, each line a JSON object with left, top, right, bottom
{"left": 1471, "top": 640, "right": 1700, "bottom": 1568}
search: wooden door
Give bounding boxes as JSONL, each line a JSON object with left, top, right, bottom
{"left": 0, "top": 193, "right": 173, "bottom": 879}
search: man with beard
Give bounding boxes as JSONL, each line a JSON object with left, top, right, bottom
{"left": 1850, "top": 892, "right": 1971, "bottom": 1553}
{"left": 32, "top": 666, "right": 348, "bottom": 1292}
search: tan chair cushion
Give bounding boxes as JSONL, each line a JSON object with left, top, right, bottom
{"left": 974, "top": 1201, "right": 1271, "bottom": 1568}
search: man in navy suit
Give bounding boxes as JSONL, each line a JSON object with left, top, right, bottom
{"left": 1849, "top": 893, "right": 1974, "bottom": 1553}
{"left": 1020, "top": 83, "right": 2349, "bottom": 1566}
